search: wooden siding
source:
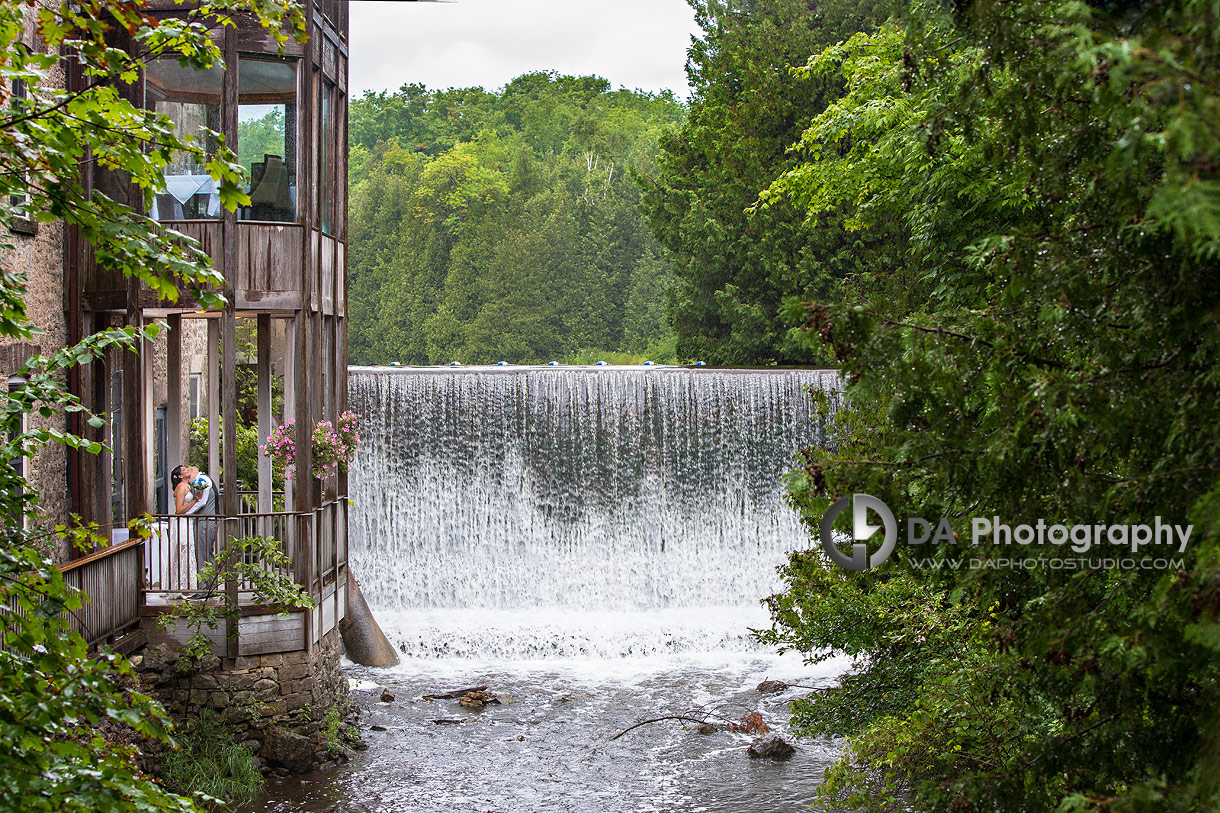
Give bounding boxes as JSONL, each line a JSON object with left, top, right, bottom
{"left": 82, "top": 223, "right": 305, "bottom": 308}
{"left": 237, "top": 224, "right": 304, "bottom": 295}
{"left": 309, "top": 230, "right": 321, "bottom": 312}
{"left": 145, "top": 611, "right": 307, "bottom": 657}
{"left": 321, "top": 234, "right": 335, "bottom": 316}
{"left": 335, "top": 240, "right": 345, "bottom": 314}
{"left": 237, "top": 612, "right": 306, "bottom": 656}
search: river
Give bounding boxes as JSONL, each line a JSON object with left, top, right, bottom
{"left": 244, "top": 365, "right": 846, "bottom": 812}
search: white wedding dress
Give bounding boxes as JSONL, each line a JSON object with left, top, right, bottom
{"left": 145, "top": 514, "right": 198, "bottom": 601}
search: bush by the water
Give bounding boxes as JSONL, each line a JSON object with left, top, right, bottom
{"left": 160, "top": 712, "right": 262, "bottom": 808}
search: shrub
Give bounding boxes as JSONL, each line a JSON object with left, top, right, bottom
{"left": 159, "top": 711, "right": 262, "bottom": 809}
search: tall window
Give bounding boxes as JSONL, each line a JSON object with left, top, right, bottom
{"left": 238, "top": 57, "right": 298, "bottom": 222}
{"left": 189, "top": 372, "right": 202, "bottom": 420}
{"left": 7, "top": 76, "right": 36, "bottom": 235}
{"left": 145, "top": 59, "right": 224, "bottom": 221}
{"left": 319, "top": 79, "right": 335, "bottom": 235}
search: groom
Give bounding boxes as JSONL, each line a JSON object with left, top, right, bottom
{"left": 173, "top": 464, "right": 218, "bottom": 599}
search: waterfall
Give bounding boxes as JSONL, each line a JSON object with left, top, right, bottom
{"left": 347, "top": 366, "right": 838, "bottom": 663}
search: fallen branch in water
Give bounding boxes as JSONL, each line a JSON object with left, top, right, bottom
{"left": 610, "top": 716, "right": 716, "bottom": 741}
{"left": 422, "top": 685, "right": 489, "bottom": 700}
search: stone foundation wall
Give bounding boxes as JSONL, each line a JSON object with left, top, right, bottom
{"left": 133, "top": 628, "right": 351, "bottom": 774}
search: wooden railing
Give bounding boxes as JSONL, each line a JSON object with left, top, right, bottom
{"left": 236, "top": 490, "right": 286, "bottom": 514}
{"left": 144, "top": 499, "right": 346, "bottom": 608}
{"left": 144, "top": 511, "right": 298, "bottom": 603}
{"left": 32, "top": 499, "right": 348, "bottom": 659}
{"left": 58, "top": 538, "right": 144, "bottom": 651}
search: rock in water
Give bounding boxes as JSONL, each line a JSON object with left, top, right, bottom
{"left": 341, "top": 570, "right": 399, "bottom": 667}
{"left": 747, "top": 735, "right": 796, "bottom": 760}
{"left": 264, "top": 727, "right": 315, "bottom": 773}
{"left": 458, "top": 690, "right": 498, "bottom": 709}
{"left": 380, "top": 689, "right": 396, "bottom": 703}
{"left": 756, "top": 679, "right": 788, "bottom": 694}
{"left": 728, "top": 711, "right": 768, "bottom": 735}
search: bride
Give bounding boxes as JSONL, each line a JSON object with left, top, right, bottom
{"left": 172, "top": 465, "right": 217, "bottom": 598}
{"left": 146, "top": 465, "right": 209, "bottom": 597}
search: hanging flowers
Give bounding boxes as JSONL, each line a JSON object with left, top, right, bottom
{"left": 311, "top": 420, "right": 344, "bottom": 479}
{"left": 262, "top": 412, "right": 360, "bottom": 481}
{"left": 335, "top": 410, "right": 360, "bottom": 457}
{"left": 311, "top": 411, "right": 361, "bottom": 480}
{"left": 261, "top": 419, "right": 297, "bottom": 480}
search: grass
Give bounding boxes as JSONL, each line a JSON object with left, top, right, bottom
{"left": 160, "top": 711, "right": 263, "bottom": 808}
{"left": 323, "top": 704, "right": 343, "bottom": 754}
{"left": 322, "top": 701, "right": 360, "bottom": 755}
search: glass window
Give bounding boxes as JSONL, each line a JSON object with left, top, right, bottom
{"left": 8, "top": 79, "right": 26, "bottom": 211}
{"left": 239, "top": 58, "right": 298, "bottom": 223}
{"left": 189, "top": 372, "right": 201, "bottom": 419}
{"left": 7, "top": 78, "right": 36, "bottom": 235}
{"left": 319, "top": 79, "right": 335, "bottom": 235}
{"left": 145, "top": 59, "right": 223, "bottom": 221}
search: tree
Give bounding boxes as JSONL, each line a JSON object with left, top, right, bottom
{"left": 345, "top": 74, "right": 686, "bottom": 365}
{"left": 760, "top": 1, "right": 1220, "bottom": 809}
{"left": 639, "top": 0, "right": 893, "bottom": 365}
{"left": 0, "top": 0, "right": 303, "bottom": 809}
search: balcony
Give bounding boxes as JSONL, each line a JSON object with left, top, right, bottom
{"left": 54, "top": 499, "right": 347, "bottom": 659}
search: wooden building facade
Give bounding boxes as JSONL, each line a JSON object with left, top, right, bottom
{"left": 65, "top": 0, "right": 352, "bottom": 657}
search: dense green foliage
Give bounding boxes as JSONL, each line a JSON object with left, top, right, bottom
{"left": 346, "top": 73, "right": 685, "bottom": 365}
{"left": 639, "top": 0, "right": 895, "bottom": 365}
{"left": 0, "top": 0, "right": 303, "bottom": 809}
{"left": 755, "top": 0, "right": 1220, "bottom": 810}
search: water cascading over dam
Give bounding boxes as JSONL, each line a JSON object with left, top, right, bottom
{"left": 347, "top": 366, "right": 838, "bottom": 664}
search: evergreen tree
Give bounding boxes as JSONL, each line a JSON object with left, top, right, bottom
{"left": 762, "top": 1, "right": 1220, "bottom": 809}
{"left": 639, "top": 0, "right": 893, "bottom": 365}
{"left": 347, "top": 74, "right": 685, "bottom": 365}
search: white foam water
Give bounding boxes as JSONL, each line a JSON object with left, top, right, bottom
{"left": 247, "top": 367, "right": 848, "bottom": 813}
{"left": 346, "top": 366, "right": 839, "bottom": 662}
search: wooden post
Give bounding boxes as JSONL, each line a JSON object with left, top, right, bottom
{"left": 207, "top": 318, "right": 219, "bottom": 480}
{"left": 83, "top": 313, "right": 105, "bottom": 529}
{"left": 257, "top": 313, "right": 272, "bottom": 518}
{"left": 294, "top": 22, "right": 317, "bottom": 654}
{"left": 123, "top": 300, "right": 145, "bottom": 523}
{"left": 222, "top": 26, "right": 239, "bottom": 661}
{"left": 142, "top": 327, "right": 155, "bottom": 512}
{"left": 311, "top": 311, "right": 323, "bottom": 506}
{"left": 284, "top": 316, "right": 296, "bottom": 515}
{"left": 337, "top": 314, "right": 348, "bottom": 578}
{"left": 122, "top": 26, "right": 147, "bottom": 525}
{"left": 96, "top": 322, "right": 112, "bottom": 529}
{"left": 296, "top": 308, "right": 316, "bottom": 653}
{"left": 65, "top": 108, "right": 84, "bottom": 521}
{"left": 167, "top": 314, "right": 182, "bottom": 483}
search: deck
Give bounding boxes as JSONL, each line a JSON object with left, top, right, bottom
{"left": 58, "top": 499, "right": 347, "bottom": 658}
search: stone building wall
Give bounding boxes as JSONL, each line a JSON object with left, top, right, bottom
{"left": 0, "top": 9, "right": 70, "bottom": 559}
{"left": 132, "top": 628, "right": 352, "bottom": 774}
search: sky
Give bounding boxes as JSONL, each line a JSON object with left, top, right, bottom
{"left": 348, "top": 0, "right": 701, "bottom": 99}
